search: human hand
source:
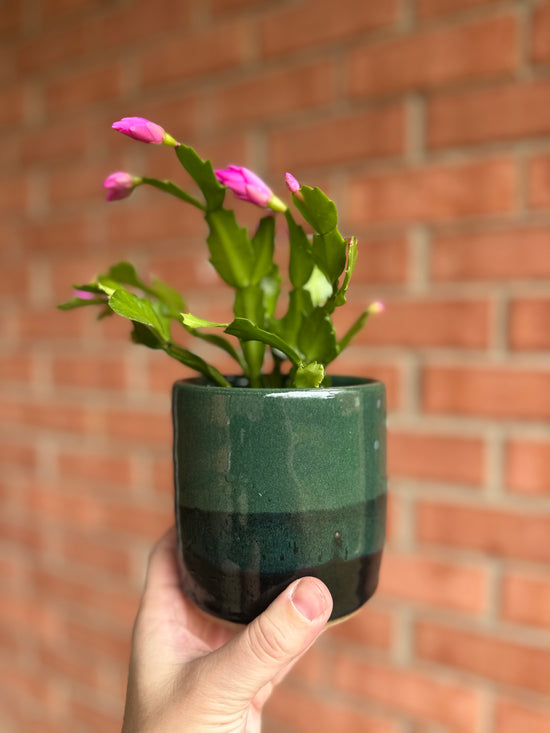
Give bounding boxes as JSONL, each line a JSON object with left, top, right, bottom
{"left": 121, "top": 527, "right": 333, "bottom": 733}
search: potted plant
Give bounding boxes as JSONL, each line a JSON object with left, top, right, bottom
{"left": 60, "top": 117, "right": 387, "bottom": 625}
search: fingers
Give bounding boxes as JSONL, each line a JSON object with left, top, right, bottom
{"left": 200, "top": 577, "right": 332, "bottom": 709}
{"left": 143, "top": 526, "right": 180, "bottom": 596}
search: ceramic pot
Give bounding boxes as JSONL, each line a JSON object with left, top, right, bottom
{"left": 172, "top": 376, "right": 386, "bottom": 624}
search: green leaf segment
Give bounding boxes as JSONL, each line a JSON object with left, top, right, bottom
{"left": 59, "top": 135, "right": 380, "bottom": 388}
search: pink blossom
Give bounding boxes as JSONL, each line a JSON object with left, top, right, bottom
{"left": 73, "top": 289, "right": 97, "bottom": 300}
{"left": 103, "top": 171, "right": 138, "bottom": 201}
{"left": 285, "top": 172, "right": 301, "bottom": 193}
{"left": 368, "top": 301, "right": 385, "bottom": 314}
{"left": 111, "top": 117, "right": 178, "bottom": 146}
{"left": 215, "top": 165, "right": 287, "bottom": 211}
{"left": 215, "top": 165, "right": 273, "bottom": 207}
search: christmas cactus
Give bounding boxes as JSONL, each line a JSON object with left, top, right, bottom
{"left": 59, "top": 117, "right": 383, "bottom": 389}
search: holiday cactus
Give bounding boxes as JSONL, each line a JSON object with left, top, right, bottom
{"left": 59, "top": 116, "right": 383, "bottom": 389}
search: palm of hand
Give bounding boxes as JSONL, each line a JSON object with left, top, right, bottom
{"left": 124, "top": 529, "right": 264, "bottom": 733}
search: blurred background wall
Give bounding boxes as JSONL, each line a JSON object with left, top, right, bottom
{"left": 2, "top": 0, "right": 550, "bottom": 730}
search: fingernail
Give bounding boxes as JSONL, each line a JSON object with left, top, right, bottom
{"left": 290, "top": 578, "right": 327, "bottom": 622}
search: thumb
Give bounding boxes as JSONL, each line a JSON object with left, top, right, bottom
{"left": 201, "top": 577, "right": 332, "bottom": 707}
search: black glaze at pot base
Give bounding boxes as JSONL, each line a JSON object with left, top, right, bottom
{"left": 178, "top": 541, "right": 383, "bottom": 624}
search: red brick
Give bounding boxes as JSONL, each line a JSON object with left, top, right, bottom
{"left": 38, "top": 641, "right": 101, "bottom": 688}
{"left": 501, "top": 572, "right": 550, "bottom": 630}
{"left": 427, "top": 80, "right": 550, "bottom": 149}
{"left": 45, "top": 63, "right": 123, "bottom": 117}
{"left": 0, "top": 593, "right": 60, "bottom": 642}
{"left": 348, "top": 158, "right": 515, "bottom": 224}
{"left": 0, "top": 398, "right": 88, "bottom": 434}
{"left": 216, "top": 59, "right": 334, "bottom": 126}
{"left": 333, "top": 656, "right": 480, "bottom": 733}
{"left": 326, "top": 355, "right": 402, "bottom": 411}
{"left": 505, "top": 439, "right": 550, "bottom": 495}
{"left": 21, "top": 118, "right": 91, "bottom": 167}
{"left": 0, "top": 174, "right": 28, "bottom": 217}
{"left": 147, "top": 252, "right": 220, "bottom": 293}
{"left": 416, "top": 500, "right": 550, "bottom": 563}
{"left": 353, "top": 235, "right": 409, "bottom": 284}
{"left": 52, "top": 354, "right": 128, "bottom": 390}
{"left": 417, "top": 0, "right": 500, "bottom": 18}
{"left": 285, "top": 644, "right": 329, "bottom": 687}
{"left": 0, "top": 85, "right": 25, "bottom": 131}
{"left": 70, "top": 700, "right": 122, "bottom": 732}
{"left": 147, "top": 353, "right": 195, "bottom": 394}
{"left": 379, "top": 551, "right": 487, "bottom": 613}
{"left": 140, "top": 23, "right": 247, "bottom": 88}
{"left": 0, "top": 439, "right": 36, "bottom": 470}
{"left": 0, "top": 663, "right": 53, "bottom": 706}
{"left": 0, "top": 516, "right": 44, "bottom": 552}
{"left": 66, "top": 617, "right": 130, "bottom": 661}
{"left": 0, "top": 263, "right": 30, "bottom": 298}
{"left": 495, "top": 697, "right": 550, "bottom": 733}
{"left": 102, "top": 501, "right": 171, "bottom": 539}
{"left": 431, "top": 225, "right": 550, "bottom": 281}
{"left": 107, "top": 198, "right": 206, "bottom": 245}
{"left": 0, "top": 0, "right": 22, "bottom": 37}
{"left": 0, "top": 353, "right": 32, "bottom": 381}
{"left": 22, "top": 484, "right": 104, "bottom": 528}
{"left": 17, "top": 19, "right": 97, "bottom": 74}
{"left": 532, "top": 0, "right": 550, "bottom": 64}
{"left": 18, "top": 306, "right": 87, "bottom": 341}
{"left": 527, "top": 154, "right": 550, "bottom": 209}
{"left": 268, "top": 104, "right": 405, "bottom": 171}
{"left": 213, "top": 0, "right": 266, "bottom": 11}
{"left": 48, "top": 161, "right": 110, "bottom": 207}
{"left": 260, "top": 0, "right": 398, "bottom": 58}
{"left": 266, "top": 685, "right": 399, "bottom": 733}
{"left": 347, "top": 297, "right": 490, "bottom": 348}
{"left": 328, "top": 604, "right": 394, "bottom": 649}
{"left": 422, "top": 365, "right": 550, "bottom": 420}
{"left": 416, "top": 621, "right": 550, "bottom": 694}
{"left": 41, "top": 0, "right": 108, "bottom": 22}
{"left": 349, "top": 15, "right": 517, "bottom": 97}
{"left": 509, "top": 298, "right": 550, "bottom": 350}
{"left": 58, "top": 450, "right": 133, "bottom": 487}
{"left": 22, "top": 214, "right": 91, "bottom": 252}
{"left": 32, "top": 567, "right": 138, "bottom": 625}
{"left": 101, "top": 407, "right": 172, "bottom": 445}
{"left": 152, "top": 456, "right": 173, "bottom": 495}
{"left": 51, "top": 255, "right": 114, "bottom": 296}
{"left": 389, "top": 431, "right": 485, "bottom": 485}
{"left": 98, "top": 0, "right": 190, "bottom": 50}
{"left": 61, "top": 533, "right": 133, "bottom": 577}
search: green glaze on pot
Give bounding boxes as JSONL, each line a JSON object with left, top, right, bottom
{"left": 173, "top": 376, "right": 387, "bottom": 623}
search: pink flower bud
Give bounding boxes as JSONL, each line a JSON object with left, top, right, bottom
{"left": 285, "top": 172, "right": 301, "bottom": 193}
{"left": 73, "top": 289, "right": 97, "bottom": 300}
{"left": 111, "top": 117, "right": 179, "bottom": 146}
{"left": 368, "top": 301, "right": 385, "bottom": 314}
{"left": 215, "top": 165, "right": 273, "bottom": 207}
{"left": 103, "top": 171, "right": 139, "bottom": 201}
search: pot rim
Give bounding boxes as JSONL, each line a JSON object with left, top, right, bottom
{"left": 173, "top": 375, "right": 384, "bottom": 394}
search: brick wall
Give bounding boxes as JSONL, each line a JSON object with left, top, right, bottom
{"left": 2, "top": 0, "right": 550, "bottom": 731}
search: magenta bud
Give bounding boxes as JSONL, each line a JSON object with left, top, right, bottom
{"left": 285, "top": 172, "right": 301, "bottom": 193}
{"left": 368, "top": 301, "right": 385, "bottom": 314}
{"left": 103, "top": 171, "right": 139, "bottom": 201}
{"left": 73, "top": 289, "right": 97, "bottom": 300}
{"left": 111, "top": 116, "right": 178, "bottom": 146}
{"left": 215, "top": 165, "right": 274, "bottom": 208}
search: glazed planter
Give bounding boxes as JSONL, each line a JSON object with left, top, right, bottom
{"left": 173, "top": 376, "right": 387, "bottom": 624}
